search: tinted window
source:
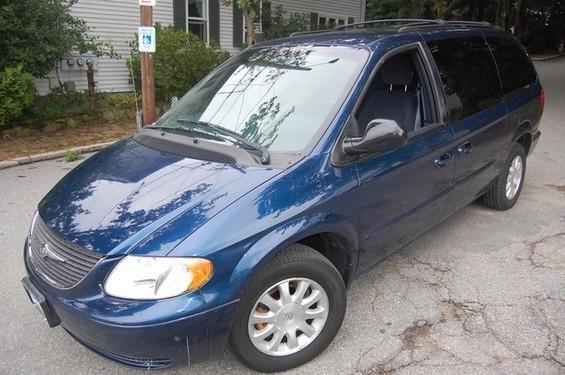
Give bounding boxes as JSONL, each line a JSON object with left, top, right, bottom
{"left": 487, "top": 36, "right": 537, "bottom": 95}
{"left": 428, "top": 37, "right": 502, "bottom": 123}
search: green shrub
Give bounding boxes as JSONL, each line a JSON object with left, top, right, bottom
{"left": 0, "top": 0, "right": 116, "bottom": 78}
{"left": 64, "top": 150, "right": 80, "bottom": 162}
{"left": 263, "top": 5, "right": 310, "bottom": 40}
{"left": 101, "top": 92, "right": 139, "bottom": 110}
{"left": 31, "top": 91, "right": 87, "bottom": 119}
{"left": 0, "top": 65, "right": 35, "bottom": 127}
{"left": 129, "top": 25, "right": 230, "bottom": 102}
{"left": 24, "top": 92, "right": 137, "bottom": 122}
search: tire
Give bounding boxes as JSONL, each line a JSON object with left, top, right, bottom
{"left": 229, "top": 244, "right": 346, "bottom": 373}
{"left": 482, "top": 143, "right": 527, "bottom": 210}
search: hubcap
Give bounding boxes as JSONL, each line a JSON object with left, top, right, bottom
{"left": 505, "top": 155, "right": 523, "bottom": 200}
{"left": 248, "top": 278, "right": 329, "bottom": 356}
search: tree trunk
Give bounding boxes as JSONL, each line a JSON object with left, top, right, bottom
{"left": 409, "top": 0, "right": 419, "bottom": 17}
{"left": 469, "top": 0, "right": 476, "bottom": 21}
{"left": 504, "top": 0, "right": 513, "bottom": 30}
{"left": 514, "top": 0, "right": 525, "bottom": 38}
{"left": 495, "top": 0, "right": 501, "bottom": 27}
{"left": 243, "top": 9, "right": 256, "bottom": 45}
{"left": 436, "top": 0, "right": 445, "bottom": 18}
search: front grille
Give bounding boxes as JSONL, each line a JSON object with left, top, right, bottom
{"left": 97, "top": 351, "right": 173, "bottom": 370}
{"left": 28, "top": 217, "right": 103, "bottom": 288}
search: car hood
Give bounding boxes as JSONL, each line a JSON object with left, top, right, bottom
{"left": 38, "top": 139, "right": 280, "bottom": 256}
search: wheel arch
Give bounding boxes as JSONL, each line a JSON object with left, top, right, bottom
{"left": 228, "top": 213, "right": 359, "bottom": 294}
{"left": 512, "top": 121, "right": 533, "bottom": 155}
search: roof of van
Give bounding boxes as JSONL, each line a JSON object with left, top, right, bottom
{"left": 255, "top": 19, "right": 504, "bottom": 50}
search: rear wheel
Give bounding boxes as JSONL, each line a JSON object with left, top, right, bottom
{"left": 229, "top": 244, "right": 346, "bottom": 373}
{"left": 482, "top": 143, "right": 526, "bottom": 210}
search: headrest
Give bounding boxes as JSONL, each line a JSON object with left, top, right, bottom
{"left": 381, "top": 56, "right": 414, "bottom": 86}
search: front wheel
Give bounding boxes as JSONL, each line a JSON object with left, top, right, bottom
{"left": 229, "top": 244, "right": 346, "bottom": 373}
{"left": 482, "top": 143, "right": 527, "bottom": 210}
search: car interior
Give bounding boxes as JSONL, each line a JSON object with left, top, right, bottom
{"left": 355, "top": 50, "right": 431, "bottom": 136}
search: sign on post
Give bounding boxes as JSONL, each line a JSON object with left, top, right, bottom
{"left": 139, "top": 0, "right": 156, "bottom": 126}
{"left": 138, "top": 27, "right": 156, "bottom": 53}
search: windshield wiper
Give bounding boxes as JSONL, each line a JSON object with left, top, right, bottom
{"left": 251, "top": 60, "right": 312, "bottom": 71}
{"left": 177, "top": 119, "right": 270, "bottom": 165}
{"left": 148, "top": 124, "right": 189, "bottom": 132}
{"left": 147, "top": 124, "right": 223, "bottom": 142}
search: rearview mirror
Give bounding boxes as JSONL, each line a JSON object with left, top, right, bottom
{"left": 342, "top": 119, "right": 407, "bottom": 155}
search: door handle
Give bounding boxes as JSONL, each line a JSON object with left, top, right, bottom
{"left": 457, "top": 141, "right": 473, "bottom": 156}
{"left": 434, "top": 152, "right": 452, "bottom": 168}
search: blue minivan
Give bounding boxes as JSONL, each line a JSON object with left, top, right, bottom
{"left": 22, "top": 19, "right": 543, "bottom": 372}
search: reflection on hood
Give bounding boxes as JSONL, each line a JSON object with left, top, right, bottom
{"left": 39, "top": 139, "right": 279, "bottom": 255}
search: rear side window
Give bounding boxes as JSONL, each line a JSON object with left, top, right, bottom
{"left": 427, "top": 37, "right": 502, "bottom": 123}
{"left": 486, "top": 36, "right": 537, "bottom": 95}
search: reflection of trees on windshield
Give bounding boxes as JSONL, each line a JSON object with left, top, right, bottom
{"left": 248, "top": 47, "right": 313, "bottom": 68}
{"left": 160, "top": 45, "right": 366, "bottom": 152}
{"left": 202, "top": 47, "right": 314, "bottom": 148}
{"left": 240, "top": 97, "right": 296, "bottom": 148}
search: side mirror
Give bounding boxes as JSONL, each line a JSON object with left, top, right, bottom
{"left": 342, "top": 119, "right": 407, "bottom": 155}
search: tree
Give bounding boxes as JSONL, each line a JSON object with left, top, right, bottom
{"left": 0, "top": 65, "right": 35, "bottom": 126}
{"left": 262, "top": 5, "right": 310, "bottom": 39}
{"left": 366, "top": 0, "right": 410, "bottom": 19}
{"left": 0, "top": 0, "right": 115, "bottom": 78}
{"left": 239, "top": 0, "right": 263, "bottom": 45}
{"left": 365, "top": 0, "right": 565, "bottom": 51}
{"left": 224, "top": 0, "right": 266, "bottom": 45}
{"left": 365, "top": 0, "right": 439, "bottom": 19}
{"left": 129, "top": 25, "right": 230, "bottom": 102}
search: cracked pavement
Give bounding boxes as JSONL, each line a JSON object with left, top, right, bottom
{"left": 1, "top": 59, "right": 564, "bottom": 375}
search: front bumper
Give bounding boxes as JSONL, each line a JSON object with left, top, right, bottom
{"left": 23, "top": 250, "right": 239, "bottom": 369}
{"left": 55, "top": 293, "right": 238, "bottom": 369}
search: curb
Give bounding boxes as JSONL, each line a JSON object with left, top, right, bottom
{"left": 0, "top": 140, "right": 118, "bottom": 171}
{"left": 531, "top": 54, "right": 564, "bottom": 61}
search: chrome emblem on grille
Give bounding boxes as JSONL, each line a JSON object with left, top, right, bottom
{"left": 40, "top": 243, "right": 66, "bottom": 263}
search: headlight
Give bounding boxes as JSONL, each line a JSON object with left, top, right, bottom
{"left": 104, "top": 256, "right": 213, "bottom": 300}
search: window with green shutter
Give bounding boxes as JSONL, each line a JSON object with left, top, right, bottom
{"left": 173, "top": 0, "right": 186, "bottom": 31}
{"left": 234, "top": 0, "right": 264, "bottom": 45}
{"left": 317, "top": 13, "right": 348, "bottom": 29}
{"left": 233, "top": 3, "right": 243, "bottom": 47}
{"left": 173, "top": 0, "right": 219, "bottom": 43}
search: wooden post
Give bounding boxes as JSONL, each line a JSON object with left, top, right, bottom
{"left": 140, "top": 5, "right": 156, "bottom": 126}
{"left": 86, "top": 60, "right": 96, "bottom": 111}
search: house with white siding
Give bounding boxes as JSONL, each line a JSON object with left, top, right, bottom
{"left": 35, "top": 0, "right": 366, "bottom": 95}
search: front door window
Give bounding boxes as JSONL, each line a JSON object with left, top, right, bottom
{"left": 355, "top": 49, "right": 433, "bottom": 136}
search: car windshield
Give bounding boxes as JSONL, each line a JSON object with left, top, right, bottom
{"left": 154, "top": 45, "right": 368, "bottom": 153}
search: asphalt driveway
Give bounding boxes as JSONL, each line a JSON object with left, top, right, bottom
{"left": 1, "top": 59, "right": 564, "bottom": 375}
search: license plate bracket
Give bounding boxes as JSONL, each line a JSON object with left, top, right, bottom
{"left": 22, "top": 277, "right": 61, "bottom": 328}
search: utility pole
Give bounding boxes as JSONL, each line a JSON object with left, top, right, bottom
{"left": 140, "top": 2, "right": 156, "bottom": 126}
